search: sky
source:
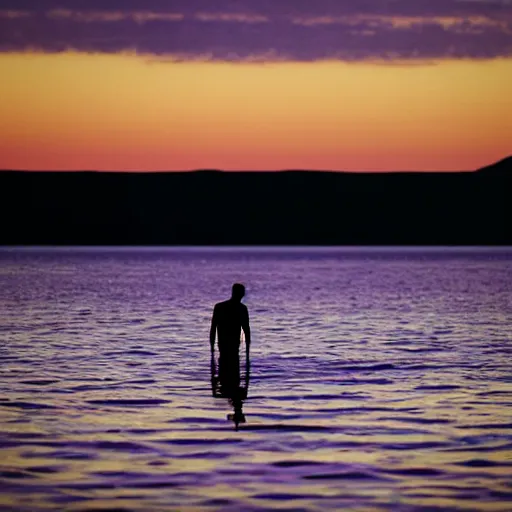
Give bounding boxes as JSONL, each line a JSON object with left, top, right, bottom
{"left": 0, "top": 0, "right": 511, "bottom": 171}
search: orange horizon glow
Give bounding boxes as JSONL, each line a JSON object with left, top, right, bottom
{"left": 1, "top": 52, "right": 511, "bottom": 172}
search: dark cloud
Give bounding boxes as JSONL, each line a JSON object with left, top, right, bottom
{"left": 0, "top": 0, "right": 510, "bottom": 18}
{"left": 0, "top": 0, "right": 511, "bottom": 61}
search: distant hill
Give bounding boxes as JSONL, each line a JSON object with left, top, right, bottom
{"left": 476, "top": 156, "right": 512, "bottom": 175}
{"left": 0, "top": 158, "right": 510, "bottom": 245}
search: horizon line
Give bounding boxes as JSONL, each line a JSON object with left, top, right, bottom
{"left": 1, "top": 155, "right": 510, "bottom": 174}
{"left": 2, "top": 245, "right": 511, "bottom": 250}
{"left": 0, "top": 167, "right": 492, "bottom": 174}
{"left": 0, "top": 155, "right": 509, "bottom": 174}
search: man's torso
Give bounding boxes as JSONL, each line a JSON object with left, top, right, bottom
{"left": 215, "top": 299, "right": 247, "bottom": 355}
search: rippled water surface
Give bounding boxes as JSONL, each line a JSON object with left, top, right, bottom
{"left": 1, "top": 247, "right": 511, "bottom": 512}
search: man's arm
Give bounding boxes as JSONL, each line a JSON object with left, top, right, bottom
{"left": 209, "top": 306, "right": 217, "bottom": 355}
{"left": 242, "top": 306, "right": 251, "bottom": 360}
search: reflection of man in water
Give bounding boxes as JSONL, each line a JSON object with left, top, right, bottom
{"left": 210, "top": 283, "right": 251, "bottom": 365}
{"left": 211, "top": 355, "right": 250, "bottom": 430}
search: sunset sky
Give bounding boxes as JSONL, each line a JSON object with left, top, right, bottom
{"left": 0, "top": 0, "right": 511, "bottom": 171}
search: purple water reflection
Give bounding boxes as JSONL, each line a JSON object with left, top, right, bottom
{"left": 0, "top": 247, "right": 511, "bottom": 511}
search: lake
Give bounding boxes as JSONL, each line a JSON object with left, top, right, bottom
{"left": 1, "top": 247, "right": 511, "bottom": 511}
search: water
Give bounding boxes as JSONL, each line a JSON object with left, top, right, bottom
{"left": 0, "top": 247, "right": 511, "bottom": 512}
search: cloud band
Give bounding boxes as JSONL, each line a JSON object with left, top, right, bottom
{"left": 0, "top": 1, "right": 510, "bottom": 61}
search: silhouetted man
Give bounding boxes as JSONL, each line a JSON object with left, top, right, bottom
{"left": 210, "top": 283, "right": 251, "bottom": 365}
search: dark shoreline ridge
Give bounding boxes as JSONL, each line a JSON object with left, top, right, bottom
{"left": 1, "top": 157, "right": 510, "bottom": 245}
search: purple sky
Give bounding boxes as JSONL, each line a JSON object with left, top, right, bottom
{"left": 0, "top": 0, "right": 511, "bottom": 61}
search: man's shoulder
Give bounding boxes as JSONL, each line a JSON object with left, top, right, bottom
{"left": 214, "top": 300, "right": 248, "bottom": 311}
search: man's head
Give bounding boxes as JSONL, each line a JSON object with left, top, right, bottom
{"left": 231, "top": 283, "right": 245, "bottom": 302}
